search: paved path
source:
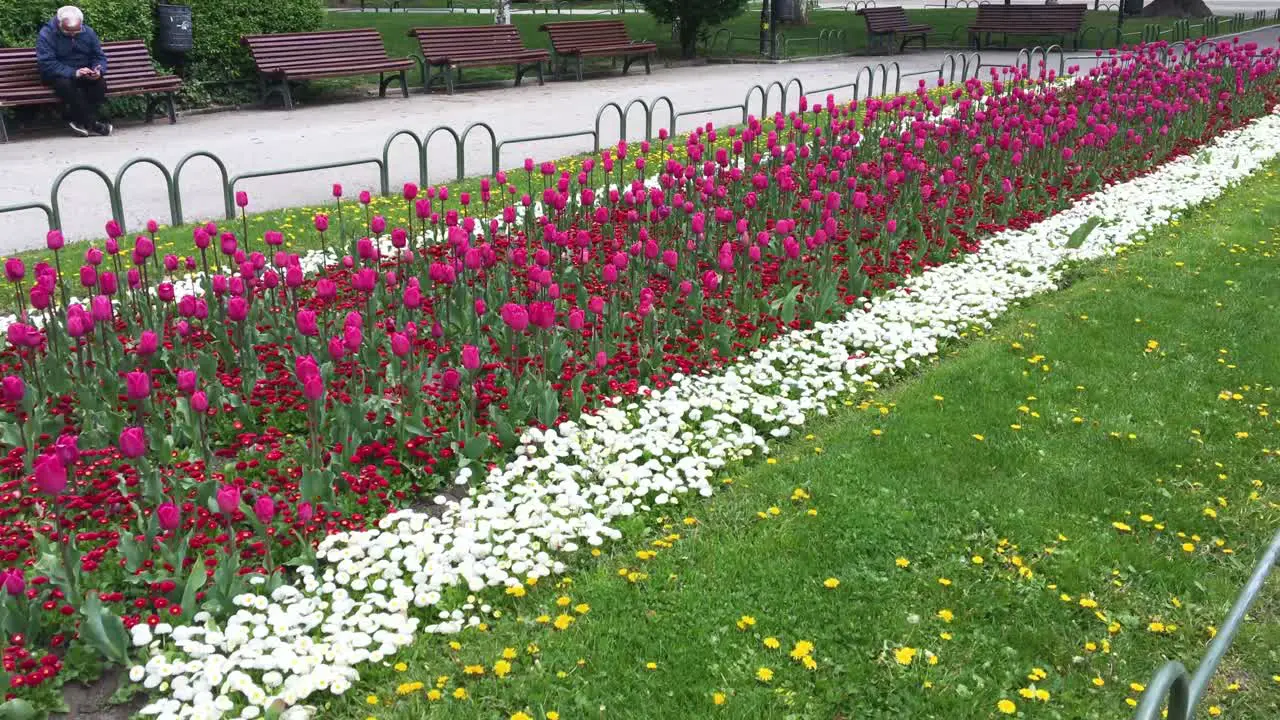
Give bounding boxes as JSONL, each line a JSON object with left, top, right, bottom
{"left": 1, "top": 23, "right": 1276, "bottom": 252}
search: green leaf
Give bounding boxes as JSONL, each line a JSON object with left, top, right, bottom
{"left": 461, "top": 434, "right": 490, "bottom": 460}
{"left": 180, "top": 559, "right": 206, "bottom": 620}
{"left": 79, "top": 593, "right": 130, "bottom": 665}
{"left": 0, "top": 698, "right": 38, "bottom": 720}
{"left": 493, "top": 411, "right": 518, "bottom": 449}
{"left": 0, "top": 423, "right": 22, "bottom": 450}
{"left": 1065, "top": 216, "right": 1103, "bottom": 250}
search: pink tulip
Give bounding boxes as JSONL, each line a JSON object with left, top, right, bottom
{"left": 359, "top": 190, "right": 372, "bottom": 205}
{"left": 227, "top": 297, "right": 249, "bottom": 322}
{"left": 157, "top": 502, "right": 180, "bottom": 531}
{"left": 4, "top": 258, "right": 24, "bottom": 282}
{"left": 332, "top": 183, "right": 343, "bottom": 198}
{"left": 441, "top": 368, "right": 461, "bottom": 391}
{"left": 314, "top": 214, "right": 329, "bottom": 232}
{"left": 33, "top": 453, "right": 66, "bottom": 495}
{"left": 390, "top": 333, "right": 410, "bottom": 357}
{"left": 370, "top": 216, "right": 386, "bottom": 234}
{"left": 54, "top": 433, "right": 79, "bottom": 465}
{"left": 2, "top": 569, "right": 24, "bottom": 596}
{"left": 402, "top": 183, "right": 418, "bottom": 201}
{"left": 296, "top": 310, "right": 319, "bottom": 337}
{"left": 500, "top": 303, "right": 529, "bottom": 332}
{"left": 216, "top": 485, "right": 240, "bottom": 515}
{"left": 2, "top": 376, "right": 24, "bottom": 403}
{"left": 118, "top": 427, "right": 147, "bottom": 458}
{"left": 138, "top": 330, "right": 159, "bottom": 356}
{"left": 302, "top": 375, "right": 324, "bottom": 402}
{"left": 264, "top": 230, "right": 284, "bottom": 247}
{"left": 46, "top": 230, "right": 64, "bottom": 250}
{"left": 254, "top": 495, "right": 275, "bottom": 524}
{"left": 125, "top": 370, "right": 151, "bottom": 401}
{"left": 461, "top": 344, "right": 480, "bottom": 370}
{"left": 235, "top": 191, "right": 249, "bottom": 208}
{"left": 190, "top": 391, "right": 209, "bottom": 413}
{"left": 297, "top": 501, "right": 314, "bottom": 524}
{"left": 176, "top": 368, "right": 197, "bottom": 395}
{"left": 105, "top": 220, "right": 122, "bottom": 239}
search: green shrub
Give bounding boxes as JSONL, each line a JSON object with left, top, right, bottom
{"left": 184, "top": 0, "right": 326, "bottom": 84}
{"left": 0, "top": 0, "right": 154, "bottom": 48}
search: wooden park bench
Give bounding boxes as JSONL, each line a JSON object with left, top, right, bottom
{"left": 858, "top": 6, "right": 933, "bottom": 52}
{"left": 408, "top": 25, "right": 549, "bottom": 94}
{"left": 0, "top": 39, "right": 181, "bottom": 143}
{"left": 538, "top": 20, "right": 657, "bottom": 81}
{"left": 240, "top": 28, "right": 413, "bottom": 110}
{"left": 967, "top": 4, "right": 1087, "bottom": 50}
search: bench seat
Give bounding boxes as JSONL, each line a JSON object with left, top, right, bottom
{"left": 539, "top": 20, "right": 656, "bottom": 81}
{"left": 409, "top": 25, "right": 548, "bottom": 93}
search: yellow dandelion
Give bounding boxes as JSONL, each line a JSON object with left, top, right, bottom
{"left": 823, "top": 577, "right": 840, "bottom": 588}
{"left": 997, "top": 699, "right": 1017, "bottom": 715}
{"left": 756, "top": 667, "right": 774, "bottom": 682}
{"left": 895, "top": 557, "right": 910, "bottom": 568}
{"left": 893, "top": 646, "right": 918, "bottom": 666}
{"left": 763, "top": 637, "right": 781, "bottom": 649}
{"left": 713, "top": 692, "right": 726, "bottom": 706}
{"left": 937, "top": 609, "right": 954, "bottom": 622}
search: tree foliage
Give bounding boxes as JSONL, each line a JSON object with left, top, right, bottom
{"left": 638, "top": 0, "right": 751, "bottom": 59}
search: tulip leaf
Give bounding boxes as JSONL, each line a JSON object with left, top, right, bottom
{"left": 180, "top": 558, "right": 206, "bottom": 620}
{"left": 1065, "top": 216, "right": 1103, "bottom": 250}
{"left": 493, "top": 412, "right": 518, "bottom": 449}
{"left": 462, "top": 434, "right": 490, "bottom": 460}
{"left": 0, "top": 423, "right": 21, "bottom": 451}
{"left": 537, "top": 387, "right": 559, "bottom": 426}
{"left": 118, "top": 533, "right": 144, "bottom": 573}
{"left": 79, "top": 592, "right": 130, "bottom": 665}
{"left": 0, "top": 698, "right": 38, "bottom": 720}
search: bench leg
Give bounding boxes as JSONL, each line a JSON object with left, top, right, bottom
{"left": 0, "top": 113, "right": 8, "bottom": 144}
{"left": 144, "top": 95, "right": 155, "bottom": 124}
{"left": 166, "top": 92, "right": 177, "bottom": 124}
{"left": 445, "top": 67, "right": 456, "bottom": 95}
{"left": 281, "top": 80, "right": 294, "bottom": 111}
{"left": 577, "top": 56, "right": 584, "bottom": 82}
{"left": 514, "top": 63, "right": 524, "bottom": 87}
{"left": 399, "top": 70, "right": 409, "bottom": 98}
{"left": 424, "top": 64, "right": 433, "bottom": 93}
{"left": 379, "top": 72, "right": 387, "bottom": 98}
{"left": 536, "top": 61, "right": 545, "bottom": 86}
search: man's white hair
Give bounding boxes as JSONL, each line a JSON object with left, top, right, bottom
{"left": 56, "top": 6, "right": 84, "bottom": 28}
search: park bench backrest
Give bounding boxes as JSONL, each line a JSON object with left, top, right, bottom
{"left": 971, "top": 4, "right": 1088, "bottom": 32}
{"left": 858, "top": 7, "right": 915, "bottom": 33}
{"left": 540, "top": 20, "right": 637, "bottom": 53}
{"left": 1, "top": 40, "right": 172, "bottom": 104}
{"left": 241, "top": 28, "right": 396, "bottom": 72}
{"left": 411, "top": 25, "right": 531, "bottom": 62}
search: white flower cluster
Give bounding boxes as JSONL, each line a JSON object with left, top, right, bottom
{"left": 132, "top": 106, "right": 1280, "bottom": 719}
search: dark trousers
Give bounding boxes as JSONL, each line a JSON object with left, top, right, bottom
{"left": 46, "top": 76, "right": 107, "bottom": 127}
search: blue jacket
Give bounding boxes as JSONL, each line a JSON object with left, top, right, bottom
{"left": 35, "top": 18, "right": 108, "bottom": 81}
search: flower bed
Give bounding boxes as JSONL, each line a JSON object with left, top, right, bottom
{"left": 0, "top": 40, "right": 1277, "bottom": 719}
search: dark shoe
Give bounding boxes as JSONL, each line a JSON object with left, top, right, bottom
{"left": 92, "top": 122, "right": 113, "bottom": 137}
{"left": 68, "top": 122, "right": 90, "bottom": 137}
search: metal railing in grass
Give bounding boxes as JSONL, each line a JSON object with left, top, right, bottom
{"left": 1132, "top": 528, "right": 1280, "bottom": 720}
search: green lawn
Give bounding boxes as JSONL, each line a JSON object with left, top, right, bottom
{"left": 317, "top": 168, "right": 1280, "bottom": 719}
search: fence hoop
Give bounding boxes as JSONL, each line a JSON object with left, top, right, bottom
{"left": 172, "top": 150, "right": 233, "bottom": 224}
{"left": 594, "top": 102, "right": 626, "bottom": 152}
{"left": 382, "top": 129, "right": 426, "bottom": 192}
{"left": 423, "top": 125, "right": 464, "bottom": 183}
{"left": 113, "top": 157, "right": 179, "bottom": 232}
{"left": 460, "top": 122, "right": 500, "bottom": 178}
{"left": 51, "top": 165, "right": 118, "bottom": 232}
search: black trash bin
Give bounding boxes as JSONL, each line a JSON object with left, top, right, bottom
{"left": 1122, "top": 0, "right": 1143, "bottom": 16}
{"left": 155, "top": 4, "right": 193, "bottom": 54}
{"left": 774, "top": 0, "right": 798, "bottom": 22}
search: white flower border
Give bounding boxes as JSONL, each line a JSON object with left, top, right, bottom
{"left": 119, "top": 105, "right": 1280, "bottom": 719}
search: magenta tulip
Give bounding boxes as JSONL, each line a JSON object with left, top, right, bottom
{"left": 254, "top": 495, "right": 275, "bottom": 524}
{"left": 216, "top": 485, "right": 240, "bottom": 515}
{"left": 500, "top": 303, "right": 529, "bottom": 332}
{"left": 54, "top": 433, "right": 79, "bottom": 466}
{"left": 125, "top": 370, "right": 151, "bottom": 401}
{"left": 2, "top": 376, "right": 23, "bottom": 403}
{"left": 33, "top": 453, "right": 66, "bottom": 495}
{"left": 4, "top": 258, "right": 25, "bottom": 282}
{"left": 118, "top": 427, "right": 147, "bottom": 458}
{"left": 46, "top": 230, "right": 65, "bottom": 250}
{"left": 296, "top": 310, "right": 319, "bottom": 337}
{"left": 297, "top": 501, "right": 314, "bottom": 524}
{"left": 235, "top": 191, "right": 249, "bottom": 208}
{"left": 156, "top": 502, "right": 180, "bottom": 531}
{"left": 461, "top": 344, "right": 481, "bottom": 371}
{"left": 1, "top": 569, "right": 24, "bottom": 596}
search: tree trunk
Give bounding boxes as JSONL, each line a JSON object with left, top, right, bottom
{"left": 1140, "top": 0, "right": 1213, "bottom": 18}
{"left": 678, "top": 17, "right": 700, "bottom": 59}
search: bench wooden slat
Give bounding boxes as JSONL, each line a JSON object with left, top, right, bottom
{"left": 967, "top": 4, "right": 1087, "bottom": 49}
{"left": 538, "top": 20, "right": 655, "bottom": 81}
{"left": 240, "top": 28, "right": 410, "bottom": 109}
{"left": 858, "top": 6, "right": 932, "bottom": 52}
{"left": 407, "top": 25, "right": 548, "bottom": 93}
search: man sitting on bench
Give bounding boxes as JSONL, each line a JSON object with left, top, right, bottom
{"left": 36, "top": 6, "right": 113, "bottom": 137}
